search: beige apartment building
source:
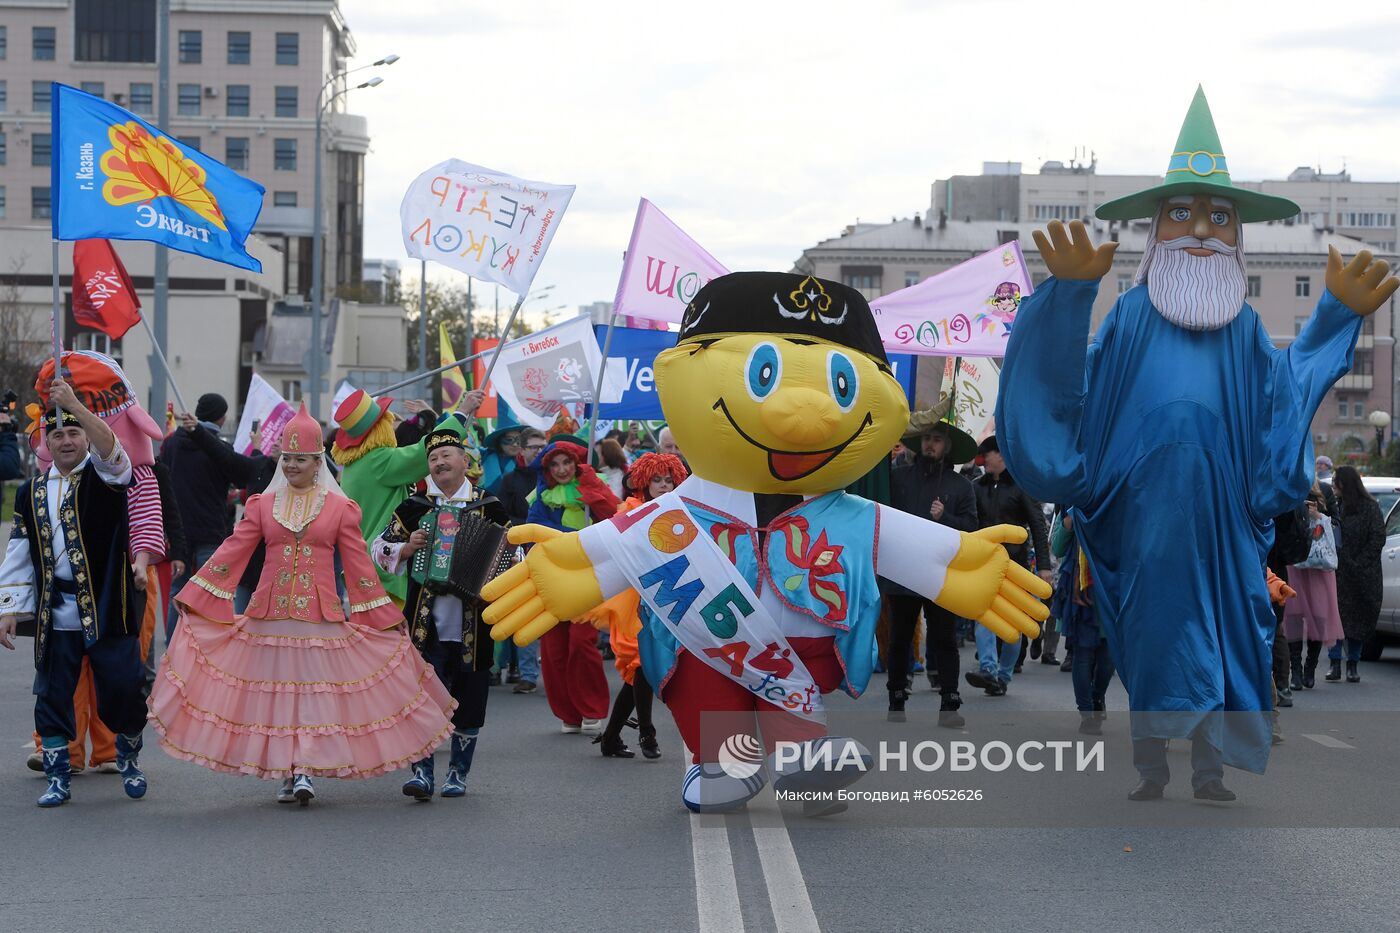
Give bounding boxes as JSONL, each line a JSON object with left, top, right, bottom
{"left": 0, "top": 0, "right": 399, "bottom": 420}
{"left": 795, "top": 214, "right": 1392, "bottom": 452}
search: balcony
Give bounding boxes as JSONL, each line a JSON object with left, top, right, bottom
{"left": 1334, "top": 373, "right": 1374, "bottom": 391}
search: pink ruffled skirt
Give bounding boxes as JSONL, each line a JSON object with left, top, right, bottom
{"left": 149, "top": 613, "right": 456, "bottom": 780}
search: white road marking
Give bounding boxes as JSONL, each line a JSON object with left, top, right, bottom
{"left": 1300, "top": 733, "right": 1355, "bottom": 749}
{"left": 685, "top": 744, "right": 745, "bottom": 933}
{"left": 749, "top": 788, "right": 822, "bottom": 933}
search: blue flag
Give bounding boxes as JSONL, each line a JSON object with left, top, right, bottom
{"left": 51, "top": 83, "right": 265, "bottom": 272}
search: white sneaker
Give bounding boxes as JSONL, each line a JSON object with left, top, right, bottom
{"left": 94, "top": 761, "right": 120, "bottom": 774}
{"left": 276, "top": 779, "right": 296, "bottom": 804}
{"left": 580, "top": 719, "right": 604, "bottom": 736}
{"left": 560, "top": 722, "right": 582, "bottom": 734}
{"left": 293, "top": 774, "right": 315, "bottom": 806}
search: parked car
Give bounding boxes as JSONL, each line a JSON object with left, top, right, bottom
{"left": 1369, "top": 499, "right": 1400, "bottom": 660}
{"left": 1364, "top": 476, "right": 1400, "bottom": 519}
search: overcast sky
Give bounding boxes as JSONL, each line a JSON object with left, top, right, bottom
{"left": 337, "top": 0, "right": 1400, "bottom": 325}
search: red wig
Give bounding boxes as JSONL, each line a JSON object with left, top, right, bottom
{"left": 628, "top": 453, "right": 689, "bottom": 500}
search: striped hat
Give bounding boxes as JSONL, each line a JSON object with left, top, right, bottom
{"left": 333, "top": 388, "right": 393, "bottom": 450}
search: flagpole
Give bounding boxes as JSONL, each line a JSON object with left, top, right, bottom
{"left": 377, "top": 344, "right": 496, "bottom": 396}
{"left": 478, "top": 294, "right": 526, "bottom": 389}
{"left": 50, "top": 240, "right": 62, "bottom": 422}
{"left": 417, "top": 259, "right": 428, "bottom": 397}
{"left": 138, "top": 312, "right": 188, "bottom": 411}
{"left": 584, "top": 309, "right": 619, "bottom": 459}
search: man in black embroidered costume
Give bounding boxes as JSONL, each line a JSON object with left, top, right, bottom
{"left": 374, "top": 414, "right": 509, "bottom": 800}
{"left": 0, "top": 379, "right": 149, "bottom": 807}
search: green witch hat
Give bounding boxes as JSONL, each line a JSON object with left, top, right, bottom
{"left": 1095, "top": 86, "right": 1298, "bottom": 224}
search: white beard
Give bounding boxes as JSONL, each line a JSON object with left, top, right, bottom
{"left": 1140, "top": 232, "right": 1249, "bottom": 332}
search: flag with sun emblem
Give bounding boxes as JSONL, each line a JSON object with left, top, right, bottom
{"left": 50, "top": 83, "right": 265, "bottom": 272}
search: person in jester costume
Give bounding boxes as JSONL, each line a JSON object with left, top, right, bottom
{"left": 996, "top": 87, "right": 1399, "bottom": 802}
{"left": 482, "top": 271, "right": 1052, "bottom": 814}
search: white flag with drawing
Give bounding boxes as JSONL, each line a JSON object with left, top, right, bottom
{"left": 484, "top": 316, "right": 604, "bottom": 430}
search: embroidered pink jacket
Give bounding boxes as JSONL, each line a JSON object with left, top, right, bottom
{"left": 177, "top": 489, "right": 402, "bottom": 629}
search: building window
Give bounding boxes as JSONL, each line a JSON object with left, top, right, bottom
{"left": 840, "top": 267, "right": 881, "bottom": 294}
{"left": 32, "top": 132, "right": 51, "bottom": 167}
{"left": 0, "top": 132, "right": 6, "bottom": 165}
{"left": 0, "top": 186, "right": 6, "bottom": 220}
{"left": 80, "top": 81, "right": 105, "bottom": 99}
{"left": 177, "top": 83, "right": 200, "bottom": 116}
{"left": 1246, "top": 275, "right": 1261, "bottom": 298}
{"left": 276, "top": 32, "right": 299, "bottom": 65}
{"left": 1032, "top": 203, "right": 1082, "bottom": 221}
{"left": 1294, "top": 315, "right": 1310, "bottom": 336}
{"left": 1354, "top": 402, "right": 1364, "bottom": 419}
{"left": 1353, "top": 349, "right": 1374, "bottom": 376}
{"left": 128, "top": 82, "right": 153, "bottom": 114}
{"left": 904, "top": 272, "right": 921, "bottom": 288}
{"left": 282, "top": 380, "right": 302, "bottom": 401}
{"left": 0, "top": 26, "right": 7, "bottom": 59}
{"left": 226, "top": 84, "right": 250, "bottom": 117}
{"left": 1337, "top": 395, "right": 1348, "bottom": 418}
{"left": 1117, "top": 275, "right": 1132, "bottom": 293}
{"left": 275, "top": 86, "right": 297, "bottom": 118}
{"left": 228, "top": 31, "right": 250, "bottom": 65}
{"left": 274, "top": 138, "right": 297, "bottom": 171}
{"left": 75, "top": 0, "right": 157, "bottom": 62}
{"left": 178, "top": 29, "right": 201, "bottom": 63}
{"left": 1341, "top": 211, "right": 1398, "bottom": 228}
{"left": 273, "top": 191, "right": 297, "bottom": 207}
{"left": 176, "top": 135, "right": 200, "bottom": 153}
{"left": 1295, "top": 276, "right": 1310, "bottom": 298}
{"left": 33, "top": 26, "right": 55, "bottom": 61}
{"left": 32, "top": 186, "right": 51, "bottom": 219}
{"left": 33, "top": 81, "right": 51, "bottom": 110}
{"left": 0, "top": 81, "right": 6, "bottom": 113}
{"left": 225, "top": 137, "right": 249, "bottom": 171}
{"left": 1363, "top": 315, "right": 1375, "bottom": 336}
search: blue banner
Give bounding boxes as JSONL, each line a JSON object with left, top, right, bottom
{"left": 592, "top": 326, "right": 917, "bottom": 420}
{"left": 51, "top": 83, "right": 265, "bottom": 272}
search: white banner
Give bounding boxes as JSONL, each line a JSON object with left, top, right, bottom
{"left": 612, "top": 198, "right": 730, "bottom": 325}
{"left": 940, "top": 357, "right": 1000, "bottom": 442}
{"left": 485, "top": 315, "right": 604, "bottom": 431}
{"left": 399, "top": 159, "right": 574, "bottom": 297}
{"left": 234, "top": 373, "right": 296, "bottom": 455}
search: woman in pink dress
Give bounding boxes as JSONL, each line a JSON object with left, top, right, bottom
{"left": 149, "top": 405, "right": 454, "bottom": 805}
{"left": 1283, "top": 483, "right": 1344, "bottom": 691}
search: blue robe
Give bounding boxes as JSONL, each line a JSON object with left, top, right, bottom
{"left": 996, "top": 278, "right": 1360, "bottom": 772}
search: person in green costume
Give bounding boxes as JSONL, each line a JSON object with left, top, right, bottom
{"left": 331, "top": 387, "right": 484, "bottom": 603}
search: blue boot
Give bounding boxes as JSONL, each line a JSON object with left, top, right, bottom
{"left": 402, "top": 756, "right": 434, "bottom": 800}
{"left": 37, "top": 747, "right": 72, "bottom": 808}
{"left": 440, "top": 732, "right": 477, "bottom": 798}
{"left": 115, "top": 733, "right": 147, "bottom": 799}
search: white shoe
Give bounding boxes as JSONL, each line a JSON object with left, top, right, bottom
{"left": 560, "top": 722, "right": 582, "bottom": 734}
{"left": 580, "top": 719, "right": 604, "bottom": 736}
{"left": 293, "top": 774, "right": 315, "bottom": 806}
{"left": 94, "top": 761, "right": 120, "bottom": 774}
{"left": 682, "top": 763, "right": 767, "bottom": 813}
{"left": 769, "top": 736, "right": 872, "bottom": 795}
{"left": 276, "top": 779, "right": 296, "bottom": 804}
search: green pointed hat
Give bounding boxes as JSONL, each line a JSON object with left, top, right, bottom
{"left": 1095, "top": 86, "right": 1298, "bottom": 224}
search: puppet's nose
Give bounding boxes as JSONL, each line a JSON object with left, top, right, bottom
{"left": 760, "top": 387, "right": 840, "bottom": 448}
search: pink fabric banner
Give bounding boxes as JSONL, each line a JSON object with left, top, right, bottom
{"left": 611, "top": 198, "right": 730, "bottom": 325}
{"left": 870, "top": 242, "right": 1033, "bottom": 357}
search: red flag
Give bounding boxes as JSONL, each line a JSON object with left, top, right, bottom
{"left": 72, "top": 239, "right": 141, "bottom": 339}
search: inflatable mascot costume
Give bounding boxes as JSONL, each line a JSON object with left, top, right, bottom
{"left": 997, "top": 87, "right": 1399, "bottom": 801}
{"left": 483, "top": 271, "right": 1052, "bottom": 813}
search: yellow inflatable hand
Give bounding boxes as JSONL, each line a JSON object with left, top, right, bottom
{"left": 934, "top": 525, "right": 1052, "bottom": 643}
{"left": 481, "top": 524, "right": 605, "bottom": 646}
{"left": 1325, "top": 246, "right": 1399, "bottom": 317}
{"left": 1032, "top": 220, "right": 1118, "bottom": 281}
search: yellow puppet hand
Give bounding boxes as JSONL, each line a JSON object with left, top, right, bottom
{"left": 1325, "top": 246, "right": 1399, "bottom": 317}
{"left": 1032, "top": 220, "right": 1118, "bottom": 282}
{"left": 481, "top": 524, "right": 604, "bottom": 646}
{"left": 934, "top": 525, "right": 1052, "bottom": 643}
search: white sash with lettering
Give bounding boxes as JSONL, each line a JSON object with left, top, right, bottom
{"left": 593, "top": 489, "right": 823, "bottom": 723}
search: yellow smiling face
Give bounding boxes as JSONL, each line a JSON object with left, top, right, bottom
{"left": 656, "top": 333, "right": 909, "bottom": 495}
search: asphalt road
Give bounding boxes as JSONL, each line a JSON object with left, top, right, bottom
{"left": 1, "top": 624, "right": 1398, "bottom": 933}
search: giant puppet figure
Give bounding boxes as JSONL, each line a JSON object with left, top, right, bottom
{"left": 996, "top": 87, "right": 1399, "bottom": 801}
{"left": 483, "top": 272, "right": 1052, "bottom": 813}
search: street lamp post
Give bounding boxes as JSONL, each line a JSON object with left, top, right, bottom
{"left": 1368, "top": 409, "right": 1390, "bottom": 458}
{"left": 310, "top": 54, "right": 398, "bottom": 420}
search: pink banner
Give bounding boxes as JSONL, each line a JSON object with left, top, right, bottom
{"left": 871, "top": 243, "right": 1033, "bottom": 357}
{"left": 612, "top": 198, "right": 730, "bottom": 325}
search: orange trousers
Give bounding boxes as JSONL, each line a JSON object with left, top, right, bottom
{"left": 33, "top": 568, "right": 158, "bottom": 768}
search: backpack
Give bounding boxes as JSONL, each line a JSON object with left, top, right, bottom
{"left": 1270, "top": 504, "right": 1313, "bottom": 568}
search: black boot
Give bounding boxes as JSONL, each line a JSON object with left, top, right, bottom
{"left": 638, "top": 724, "right": 661, "bottom": 760}
{"left": 1302, "top": 640, "right": 1320, "bottom": 689}
{"left": 595, "top": 732, "right": 635, "bottom": 758}
{"left": 938, "top": 692, "right": 964, "bottom": 729}
{"left": 1346, "top": 660, "right": 1360, "bottom": 683}
{"left": 1288, "top": 641, "right": 1304, "bottom": 692}
{"left": 888, "top": 688, "right": 909, "bottom": 722}
{"left": 1324, "top": 658, "right": 1342, "bottom": 682}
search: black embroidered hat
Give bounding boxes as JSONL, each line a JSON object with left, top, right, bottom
{"left": 42, "top": 409, "right": 81, "bottom": 434}
{"left": 424, "top": 413, "right": 467, "bottom": 455}
{"left": 676, "top": 272, "right": 888, "bottom": 366}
